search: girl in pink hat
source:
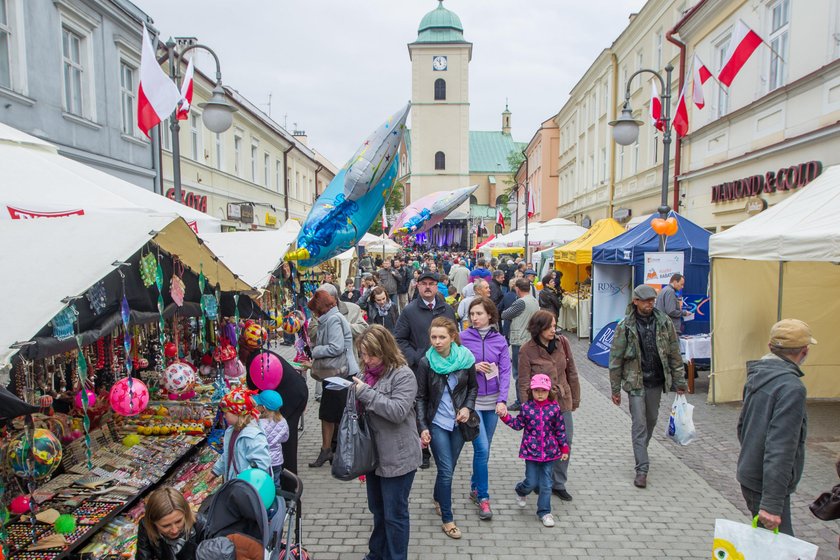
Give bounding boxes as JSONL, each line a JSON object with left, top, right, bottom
{"left": 498, "top": 373, "right": 569, "bottom": 527}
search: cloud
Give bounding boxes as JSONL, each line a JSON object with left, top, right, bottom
{"left": 138, "top": 0, "right": 645, "bottom": 164}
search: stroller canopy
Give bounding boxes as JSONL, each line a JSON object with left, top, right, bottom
{"left": 198, "top": 479, "right": 272, "bottom": 547}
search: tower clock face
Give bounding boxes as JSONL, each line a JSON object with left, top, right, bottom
{"left": 432, "top": 56, "right": 448, "bottom": 71}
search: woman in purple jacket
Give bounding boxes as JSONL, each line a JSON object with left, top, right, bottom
{"left": 459, "top": 296, "right": 511, "bottom": 521}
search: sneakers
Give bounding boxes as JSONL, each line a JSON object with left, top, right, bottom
{"left": 468, "top": 489, "right": 479, "bottom": 504}
{"left": 478, "top": 499, "right": 493, "bottom": 520}
{"left": 541, "top": 513, "right": 555, "bottom": 527}
{"left": 515, "top": 492, "right": 527, "bottom": 508}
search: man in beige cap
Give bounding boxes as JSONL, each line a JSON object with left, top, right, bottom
{"left": 736, "top": 318, "right": 816, "bottom": 536}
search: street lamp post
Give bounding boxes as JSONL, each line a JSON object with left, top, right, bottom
{"left": 161, "top": 39, "right": 238, "bottom": 206}
{"left": 609, "top": 63, "right": 673, "bottom": 251}
{"left": 522, "top": 151, "right": 530, "bottom": 266}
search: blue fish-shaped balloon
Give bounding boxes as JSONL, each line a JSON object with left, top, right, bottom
{"left": 285, "top": 103, "right": 410, "bottom": 268}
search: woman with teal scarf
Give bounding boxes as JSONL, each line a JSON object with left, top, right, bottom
{"left": 416, "top": 317, "right": 478, "bottom": 540}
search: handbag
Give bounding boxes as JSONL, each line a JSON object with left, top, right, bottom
{"left": 310, "top": 317, "right": 350, "bottom": 382}
{"left": 445, "top": 376, "right": 480, "bottom": 442}
{"left": 810, "top": 483, "right": 840, "bottom": 520}
{"left": 331, "top": 389, "right": 378, "bottom": 481}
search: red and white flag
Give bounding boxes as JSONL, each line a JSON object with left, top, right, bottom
{"left": 718, "top": 19, "right": 764, "bottom": 87}
{"left": 176, "top": 57, "right": 195, "bottom": 121}
{"left": 692, "top": 54, "right": 713, "bottom": 109}
{"left": 137, "top": 25, "right": 181, "bottom": 138}
{"left": 650, "top": 80, "right": 664, "bottom": 131}
{"left": 496, "top": 206, "right": 505, "bottom": 229}
{"left": 526, "top": 189, "right": 535, "bottom": 218}
{"left": 672, "top": 79, "right": 690, "bottom": 137}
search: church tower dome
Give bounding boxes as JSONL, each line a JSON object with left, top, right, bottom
{"left": 416, "top": 0, "right": 466, "bottom": 43}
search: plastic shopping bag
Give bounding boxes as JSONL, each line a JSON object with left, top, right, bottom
{"left": 667, "top": 394, "right": 696, "bottom": 445}
{"left": 712, "top": 518, "right": 819, "bottom": 559}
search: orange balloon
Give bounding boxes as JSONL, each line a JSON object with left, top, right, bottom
{"left": 664, "top": 217, "right": 679, "bottom": 236}
{"left": 535, "top": 281, "right": 544, "bottom": 290}
{"left": 651, "top": 218, "right": 667, "bottom": 235}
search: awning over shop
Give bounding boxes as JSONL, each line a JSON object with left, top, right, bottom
{"left": 553, "top": 219, "right": 624, "bottom": 292}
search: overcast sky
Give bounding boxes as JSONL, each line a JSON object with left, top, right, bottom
{"left": 136, "top": 0, "right": 647, "bottom": 165}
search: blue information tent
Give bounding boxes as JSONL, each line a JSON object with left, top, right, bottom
{"left": 591, "top": 211, "right": 711, "bottom": 337}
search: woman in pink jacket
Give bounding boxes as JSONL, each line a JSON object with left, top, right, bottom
{"left": 255, "top": 389, "right": 290, "bottom": 483}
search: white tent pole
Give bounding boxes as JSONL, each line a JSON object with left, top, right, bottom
{"left": 777, "top": 261, "right": 785, "bottom": 321}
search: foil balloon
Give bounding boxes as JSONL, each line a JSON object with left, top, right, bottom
{"left": 285, "top": 103, "right": 410, "bottom": 268}
{"left": 109, "top": 377, "right": 150, "bottom": 416}
{"left": 7, "top": 429, "right": 63, "bottom": 480}
{"left": 162, "top": 362, "right": 195, "bottom": 394}
{"left": 248, "top": 351, "right": 284, "bottom": 390}
{"left": 74, "top": 389, "right": 96, "bottom": 409}
{"left": 391, "top": 185, "right": 479, "bottom": 236}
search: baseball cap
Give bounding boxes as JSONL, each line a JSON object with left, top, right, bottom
{"left": 530, "top": 374, "right": 552, "bottom": 391}
{"left": 769, "top": 319, "right": 817, "bottom": 348}
{"left": 525, "top": 269, "right": 537, "bottom": 276}
{"left": 633, "top": 285, "right": 657, "bottom": 300}
{"left": 418, "top": 270, "right": 439, "bottom": 282}
{"left": 254, "top": 390, "right": 284, "bottom": 411}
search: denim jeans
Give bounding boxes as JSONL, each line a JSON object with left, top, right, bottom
{"left": 429, "top": 424, "right": 466, "bottom": 523}
{"left": 741, "top": 485, "right": 794, "bottom": 536}
{"left": 628, "top": 387, "right": 662, "bottom": 474}
{"left": 515, "top": 460, "right": 555, "bottom": 517}
{"left": 552, "top": 410, "right": 573, "bottom": 490}
{"left": 365, "top": 470, "right": 416, "bottom": 560}
{"left": 510, "top": 345, "right": 521, "bottom": 405}
{"left": 471, "top": 409, "right": 500, "bottom": 501}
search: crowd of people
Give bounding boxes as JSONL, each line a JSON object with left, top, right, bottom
{"left": 137, "top": 249, "right": 825, "bottom": 560}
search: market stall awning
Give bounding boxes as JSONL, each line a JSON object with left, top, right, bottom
{"left": 201, "top": 220, "right": 301, "bottom": 290}
{"left": 554, "top": 218, "right": 624, "bottom": 264}
{"left": 362, "top": 235, "right": 402, "bottom": 254}
{"left": 0, "top": 213, "right": 252, "bottom": 366}
{"left": 0, "top": 122, "right": 220, "bottom": 234}
{"left": 473, "top": 234, "right": 495, "bottom": 251}
{"left": 484, "top": 219, "right": 587, "bottom": 250}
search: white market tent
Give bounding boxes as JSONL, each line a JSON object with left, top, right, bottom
{"left": 0, "top": 213, "right": 251, "bottom": 366}
{"left": 708, "top": 164, "right": 840, "bottom": 402}
{"left": 201, "top": 220, "right": 301, "bottom": 291}
{"left": 360, "top": 234, "right": 402, "bottom": 255}
{"left": 484, "top": 218, "right": 587, "bottom": 250}
{"left": 0, "top": 123, "right": 220, "bottom": 234}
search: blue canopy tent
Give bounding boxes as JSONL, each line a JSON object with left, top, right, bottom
{"left": 590, "top": 211, "right": 711, "bottom": 337}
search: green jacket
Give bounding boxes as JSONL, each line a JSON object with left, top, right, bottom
{"left": 608, "top": 304, "right": 687, "bottom": 395}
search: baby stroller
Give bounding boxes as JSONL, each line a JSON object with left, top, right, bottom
{"left": 196, "top": 470, "right": 306, "bottom": 560}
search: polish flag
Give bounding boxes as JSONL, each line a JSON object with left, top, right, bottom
{"left": 718, "top": 19, "right": 764, "bottom": 87}
{"left": 496, "top": 206, "right": 505, "bottom": 229}
{"left": 672, "top": 79, "right": 690, "bottom": 137}
{"left": 526, "top": 189, "right": 535, "bottom": 218}
{"left": 137, "top": 25, "right": 181, "bottom": 137}
{"left": 693, "top": 55, "right": 713, "bottom": 109}
{"left": 176, "top": 57, "right": 195, "bottom": 121}
{"left": 650, "top": 80, "right": 664, "bottom": 131}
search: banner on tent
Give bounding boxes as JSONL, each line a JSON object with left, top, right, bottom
{"left": 681, "top": 294, "right": 710, "bottom": 323}
{"left": 588, "top": 321, "right": 617, "bottom": 367}
{"left": 644, "top": 252, "right": 684, "bottom": 285}
{"left": 591, "top": 264, "right": 632, "bottom": 337}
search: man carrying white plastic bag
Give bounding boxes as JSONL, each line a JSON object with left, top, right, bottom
{"left": 666, "top": 394, "right": 695, "bottom": 445}
{"left": 712, "top": 517, "right": 819, "bottom": 559}
{"left": 736, "top": 319, "right": 816, "bottom": 536}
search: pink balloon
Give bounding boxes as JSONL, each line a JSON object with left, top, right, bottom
{"left": 224, "top": 358, "right": 246, "bottom": 379}
{"left": 109, "top": 378, "right": 149, "bottom": 416}
{"left": 10, "top": 495, "right": 31, "bottom": 514}
{"left": 74, "top": 389, "right": 96, "bottom": 409}
{"left": 248, "top": 352, "right": 284, "bottom": 390}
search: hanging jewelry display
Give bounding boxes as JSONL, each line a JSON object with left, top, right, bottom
{"left": 155, "top": 256, "right": 166, "bottom": 368}
{"left": 51, "top": 305, "right": 77, "bottom": 341}
{"left": 198, "top": 264, "right": 207, "bottom": 354}
{"left": 170, "top": 258, "right": 186, "bottom": 307}
{"left": 74, "top": 338, "right": 94, "bottom": 470}
{"left": 139, "top": 250, "right": 157, "bottom": 287}
{"left": 233, "top": 294, "right": 240, "bottom": 350}
{"left": 85, "top": 280, "right": 108, "bottom": 316}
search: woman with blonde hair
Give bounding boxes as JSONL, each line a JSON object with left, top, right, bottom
{"left": 352, "top": 325, "right": 421, "bottom": 560}
{"left": 136, "top": 487, "right": 206, "bottom": 559}
{"left": 416, "top": 317, "right": 477, "bottom": 539}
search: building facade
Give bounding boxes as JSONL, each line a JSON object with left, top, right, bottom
{"left": 0, "top": 0, "right": 157, "bottom": 188}
{"left": 514, "top": 114, "right": 560, "bottom": 230}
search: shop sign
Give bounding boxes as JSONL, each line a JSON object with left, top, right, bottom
{"left": 644, "top": 252, "right": 684, "bottom": 286}
{"left": 240, "top": 204, "right": 254, "bottom": 224}
{"left": 226, "top": 203, "right": 241, "bottom": 220}
{"left": 265, "top": 213, "right": 277, "bottom": 227}
{"left": 613, "top": 207, "right": 632, "bottom": 221}
{"left": 744, "top": 198, "right": 767, "bottom": 215}
{"left": 165, "top": 188, "right": 208, "bottom": 212}
{"left": 711, "top": 161, "right": 822, "bottom": 203}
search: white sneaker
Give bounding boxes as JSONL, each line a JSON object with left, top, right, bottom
{"left": 541, "top": 513, "right": 555, "bottom": 527}
{"left": 515, "top": 492, "right": 527, "bottom": 508}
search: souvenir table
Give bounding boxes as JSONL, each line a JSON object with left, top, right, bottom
{"left": 559, "top": 287, "right": 591, "bottom": 339}
{"left": 679, "top": 334, "right": 711, "bottom": 394}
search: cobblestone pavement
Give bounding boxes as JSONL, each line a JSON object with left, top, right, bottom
{"left": 273, "top": 340, "right": 831, "bottom": 559}
{"left": 564, "top": 333, "right": 840, "bottom": 559}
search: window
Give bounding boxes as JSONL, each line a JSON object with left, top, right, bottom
{"left": 276, "top": 161, "right": 282, "bottom": 192}
{"left": 589, "top": 155, "right": 595, "bottom": 187}
{"left": 618, "top": 145, "right": 625, "bottom": 180}
{"left": 434, "top": 151, "right": 445, "bottom": 170}
{"left": 251, "top": 144, "right": 258, "bottom": 182}
{"left": 119, "top": 61, "right": 136, "bottom": 135}
{"left": 714, "top": 34, "right": 731, "bottom": 117}
{"left": 601, "top": 82, "right": 608, "bottom": 114}
{"left": 654, "top": 30, "right": 663, "bottom": 70}
{"left": 0, "top": 0, "right": 11, "bottom": 89}
{"left": 600, "top": 147, "right": 607, "bottom": 183}
{"left": 190, "top": 113, "right": 201, "bottom": 160}
{"left": 295, "top": 171, "right": 300, "bottom": 198}
{"left": 264, "top": 153, "right": 270, "bottom": 186}
{"left": 434, "top": 78, "right": 446, "bottom": 100}
{"left": 62, "top": 27, "right": 83, "bottom": 115}
{"left": 652, "top": 129, "right": 659, "bottom": 164}
{"left": 635, "top": 50, "right": 644, "bottom": 89}
{"left": 234, "top": 134, "right": 242, "bottom": 175}
{"left": 632, "top": 140, "right": 640, "bottom": 174}
{"left": 162, "top": 118, "right": 171, "bottom": 150}
{"left": 768, "top": 0, "right": 790, "bottom": 90}
{"left": 215, "top": 133, "right": 223, "bottom": 170}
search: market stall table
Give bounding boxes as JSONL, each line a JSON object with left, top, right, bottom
{"left": 680, "top": 334, "right": 711, "bottom": 394}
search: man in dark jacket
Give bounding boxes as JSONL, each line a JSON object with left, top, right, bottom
{"left": 489, "top": 269, "right": 506, "bottom": 309}
{"left": 655, "top": 273, "right": 688, "bottom": 333}
{"left": 376, "top": 259, "right": 401, "bottom": 305}
{"left": 394, "top": 271, "right": 456, "bottom": 468}
{"left": 737, "top": 319, "right": 815, "bottom": 536}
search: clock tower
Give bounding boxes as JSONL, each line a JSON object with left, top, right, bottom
{"left": 406, "top": 1, "right": 472, "bottom": 203}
